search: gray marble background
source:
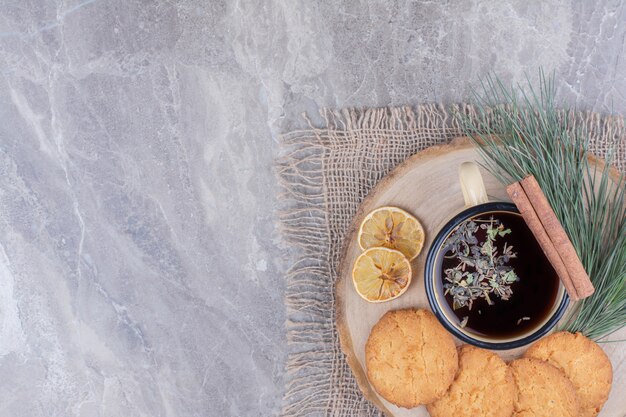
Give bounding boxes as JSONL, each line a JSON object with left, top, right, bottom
{"left": 0, "top": 1, "right": 624, "bottom": 416}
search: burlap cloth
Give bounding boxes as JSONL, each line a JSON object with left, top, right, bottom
{"left": 277, "top": 105, "right": 625, "bottom": 417}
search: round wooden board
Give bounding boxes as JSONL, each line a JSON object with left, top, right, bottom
{"left": 336, "top": 137, "right": 626, "bottom": 417}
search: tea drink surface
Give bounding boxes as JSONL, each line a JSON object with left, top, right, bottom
{"left": 437, "top": 211, "right": 559, "bottom": 339}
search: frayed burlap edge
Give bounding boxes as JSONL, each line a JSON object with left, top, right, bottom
{"left": 276, "top": 129, "right": 333, "bottom": 416}
{"left": 276, "top": 105, "right": 624, "bottom": 417}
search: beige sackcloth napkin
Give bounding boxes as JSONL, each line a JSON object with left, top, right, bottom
{"left": 276, "top": 105, "right": 625, "bottom": 417}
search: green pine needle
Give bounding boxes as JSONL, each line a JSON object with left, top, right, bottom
{"left": 456, "top": 70, "right": 626, "bottom": 341}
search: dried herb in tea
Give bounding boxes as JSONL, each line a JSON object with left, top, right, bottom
{"left": 442, "top": 217, "right": 519, "bottom": 310}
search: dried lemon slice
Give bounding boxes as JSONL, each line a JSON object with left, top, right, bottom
{"left": 352, "top": 247, "right": 412, "bottom": 303}
{"left": 358, "top": 206, "right": 425, "bottom": 261}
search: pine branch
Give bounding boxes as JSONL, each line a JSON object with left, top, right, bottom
{"left": 456, "top": 71, "right": 626, "bottom": 340}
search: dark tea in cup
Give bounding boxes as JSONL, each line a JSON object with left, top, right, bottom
{"left": 425, "top": 162, "right": 568, "bottom": 350}
{"left": 435, "top": 210, "right": 560, "bottom": 339}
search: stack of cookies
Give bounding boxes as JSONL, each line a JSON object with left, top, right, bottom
{"left": 365, "top": 309, "right": 613, "bottom": 417}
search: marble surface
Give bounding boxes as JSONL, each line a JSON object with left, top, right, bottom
{"left": 0, "top": 1, "right": 624, "bottom": 416}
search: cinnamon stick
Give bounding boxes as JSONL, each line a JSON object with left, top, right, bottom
{"left": 506, "top": 177, "right": 594, "bottom": 301}
{"left": 519, "top": 176, "right": 594, "bottom": 299}
{"left": 506, "top": 182, "right": 581, "bottom": 300}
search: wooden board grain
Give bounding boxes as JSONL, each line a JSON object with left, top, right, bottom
{"left": 335, "top": 137, "right": 626, "bottom": 417}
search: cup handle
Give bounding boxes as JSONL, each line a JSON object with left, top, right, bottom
{"left": 459, "top": 162, "right": 489, "bottom": 207}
